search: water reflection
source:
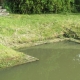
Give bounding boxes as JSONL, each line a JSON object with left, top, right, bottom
{"left": 73, "top": 54, "right": 80, "bottom": 64}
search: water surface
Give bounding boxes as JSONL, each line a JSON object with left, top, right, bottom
{"left": 0, "top": 41, "right": 80, "bottom": 80}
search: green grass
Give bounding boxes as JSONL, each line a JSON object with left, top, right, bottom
{"left": 0, "top": 14, "right": 80, "bottom": 47}
{"left": 0, "top": 13, "right": 80, "bottom": 68}
{"left": 0, "top": 44, "right": 38, "bottom": 68}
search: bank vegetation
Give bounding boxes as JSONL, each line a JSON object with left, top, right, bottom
{"left": 0, "top": 14, "right": 80, "bottom": 68}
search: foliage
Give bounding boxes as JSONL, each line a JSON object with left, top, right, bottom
{"left": 75, "top": 0, "right": 80, "bottom": 12}
{"left": 3, "top": 0, "right": 80, "bottom": 14}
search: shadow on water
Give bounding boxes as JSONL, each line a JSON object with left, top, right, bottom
{"left": 0, "top": 41, "right": 80, "bottom": 80}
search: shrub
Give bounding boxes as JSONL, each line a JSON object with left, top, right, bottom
{"left": 3, "top": 0, "right": 80, "bottom": 14}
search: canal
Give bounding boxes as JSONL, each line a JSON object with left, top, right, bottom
{"left": 0, "top": 41, "right": 80, "bottom": 80}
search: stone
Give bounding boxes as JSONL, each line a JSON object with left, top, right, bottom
{"left": 0, "top": 6, "right": 2, "bottom": 9}
{"left": 0, "top": 6, "right": 9, "bottom": 16}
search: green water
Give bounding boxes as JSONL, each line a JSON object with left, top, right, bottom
{"left": 0, "top": 41, "right": 80, "bottom": 80}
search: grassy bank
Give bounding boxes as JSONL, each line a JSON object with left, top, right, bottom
{"left": 0, "top": 44, "right": 38, "bottom": 69}
{"left": 0, "top": 14, "right": 63, "bottom": 47}
{"left": 0, "top": 14, "right": 80, "bottom": 48}
{"left": 0, "top": 14, "right": 80, "bottom": 68}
